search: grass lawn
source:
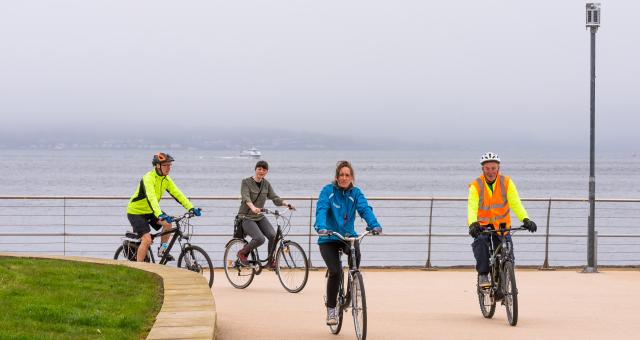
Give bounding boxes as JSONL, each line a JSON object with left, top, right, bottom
{"left": 0, "top": 257, "right": 163, "bottom": 339}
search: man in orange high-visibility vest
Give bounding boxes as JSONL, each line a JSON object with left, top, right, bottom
{"left": 467, "top": 152, "right": 537, "bottom": 288}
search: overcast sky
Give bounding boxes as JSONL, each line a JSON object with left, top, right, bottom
{"left": 1, "top": 1, "right": 638, "bottom": 150}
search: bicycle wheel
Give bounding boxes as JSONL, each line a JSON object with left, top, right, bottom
{"left": 178, "top": 245, "right": 214, "bottom": 288}
{"left": 223, "top": 238, "right": 256, "bottom": 289}
{"left": 326, "top": 269, "right": 344, "bottom": 335}
{"left": 275, "top": 241, "right": 309, "bottom": 293}
{"left": 351, "top": 271, "right": 367, "bottom": 340}
{"left": 502, "top": 261, "right": 518, "bottom": 326}
{"left": 477, "top": 273, "right": 496, "bottom": 318}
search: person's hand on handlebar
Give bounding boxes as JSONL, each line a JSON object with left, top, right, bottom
{"left": 367, "top": 226, "right": 382, "bottom": 235}
{"left": 189, "top": 207, "right": 202, "bottom": 216}
{"left": 250, "top": 206, "right": 262, "bottom": 214}
{"left": 523, "top": 218, "right": 537, "bottom": 233}
{"left": 317, "top": 228, "right": 330, "bottom": 236}
{"left": 285, "top": 203, "right": 296, "bottom": 211}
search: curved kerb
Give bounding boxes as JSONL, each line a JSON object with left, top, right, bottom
{"left": 0, "top": 253, "right": 217, "bottom": 340}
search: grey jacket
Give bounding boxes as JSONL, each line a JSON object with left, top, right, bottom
{"left": 238, "top": 177, "right": 284, "bottom": 221}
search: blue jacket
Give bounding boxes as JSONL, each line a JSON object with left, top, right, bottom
{"left": 314, "top": 183, "right": 381, "bottom": 244}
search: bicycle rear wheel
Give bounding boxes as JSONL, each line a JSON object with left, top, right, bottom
{"left": 178, "top": 245, "right": 214, "bottom": 288}
{"left": 275, "top": 241, "right": 309, "bottom": 293}
{"left": 351, "top": 271, "right": 367, "bottom": 340}
{"left": 223, "top": 238, "right": 256, "bottom": 289}
{"left": 502, "top": 261, "right": 518, "bottom": 326}
{"left": 114, "top": 243, "right": 151, "bottom": 262}
{"left": 477, "top": 274, "right": 496, "bottom": 318}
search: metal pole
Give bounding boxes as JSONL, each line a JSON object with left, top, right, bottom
{"left": 308, "top": 198, "right": 314, "bottom": 268}
{"left": 63, "top": 197, "right": 67, "bottom": 256}
{"left": 585, "top": 27, "right": 598, "bottom": 273}
{"left": 425, "top": 198, "right": 434, "bottom": 269}
{"left": 541, "top": 198, "right": 553, "bottom": 270}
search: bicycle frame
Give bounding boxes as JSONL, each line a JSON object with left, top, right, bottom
{"left": 325, "top": 231, "right": 372, "bottom": 307}
{"left": 124, "top": 212, "right": 195, "bottom": 264}
{"left": 247, "top": 208, "right": 291, "bottom": 272}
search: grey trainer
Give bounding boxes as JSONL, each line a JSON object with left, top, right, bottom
{"left": 478, "top": 274, "right": 491, "bottom": 288}
{"left": 326, "top": 307, "right": 338, "bottom": 325}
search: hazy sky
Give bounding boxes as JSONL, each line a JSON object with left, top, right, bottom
{"left": 1, "top": 1, "right": 638, "bottom": 149}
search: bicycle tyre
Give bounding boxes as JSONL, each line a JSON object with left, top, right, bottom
{"left": 502, "top": 261, "right": 518, "bottom": 326}
{"left": 478, "top": 274, "right": 496, "bottom": 318}
{"left": 223, "top": 238, "right": 256, "bottom": 289}
{"left": 178, "top": 245, "right": 214, "bottom": 288}
{"left": 351, "top": 271, "right": 367, "bottom": 340}
{"left": 275, "top": 241, "right": 309, "bottom": 293}
{"left": 327, "top": 269, "right": 344, "bottom": 335}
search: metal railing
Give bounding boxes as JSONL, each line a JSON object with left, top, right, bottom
{"left": 1, "top": 196, "right": 639, "bottom": 268}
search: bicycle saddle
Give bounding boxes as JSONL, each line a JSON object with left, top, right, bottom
{"left": 125, "top": 232, "right": 140, "bottom": 239}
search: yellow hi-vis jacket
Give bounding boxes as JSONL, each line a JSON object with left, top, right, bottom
{"left": 467, "top": 174, "right": 528, "bottom": 232}
{"left": 126, "top": 169, "right": 193, "bottom": 217}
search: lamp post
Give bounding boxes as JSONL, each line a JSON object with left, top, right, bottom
{"left": 584, "top": 3, "right": 600, "bottom": 273}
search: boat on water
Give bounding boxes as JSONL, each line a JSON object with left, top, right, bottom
{"left": 239, "top": 147, "right": 261, "bottom": 159}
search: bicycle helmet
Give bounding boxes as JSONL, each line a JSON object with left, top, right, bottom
{"left": 152, "top": 152, "right": 175, "bottom": 166}
{"left": 480, "top": 152, "right": 500, "bottom": 165}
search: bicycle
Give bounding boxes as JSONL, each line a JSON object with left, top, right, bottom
{"left": 322, "top": 230, "right": 374, "bottom": 340}
{"left": 223, "top": 208, "right": 309, "bottom": 293}
{"left": 477, "top": 224, "right": 525, "bottom": 326}
{"left": 113, "top": 211, "right": 214, "bottom": 288}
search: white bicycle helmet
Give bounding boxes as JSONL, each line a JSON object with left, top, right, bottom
{"left": 480, "top": 152, "right": 501, "bottom": 165}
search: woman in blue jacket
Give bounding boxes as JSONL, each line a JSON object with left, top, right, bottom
{"left": 315, "top": 160, "right": 382, "bottom": 326}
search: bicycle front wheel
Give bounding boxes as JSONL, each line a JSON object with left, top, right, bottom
{"left": 276, "top": 241, "right": 309, "bottom": 293}
{"left": 502, "top": 261, "right": 518, "bottom": 326}
{"left": 223, "top": 238, "right": 256, "bottom": 289}
{"left": 478, "top": 274, "right": 496, "bottom": 318}
{"left": 351, "top": 271, "right": 367, "bottom": 340}
{"left": 178, "top": 245, "right": 214, "bottom": 288}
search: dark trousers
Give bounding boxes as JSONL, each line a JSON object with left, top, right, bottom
{"left": 242, "top": 218, "right": 276, "bottom": 253}
{"left": 472, "top": 234, "right": 513, "bottom": 275}
{"left": 320, "top": 241, "right": 361, "bottom": 308}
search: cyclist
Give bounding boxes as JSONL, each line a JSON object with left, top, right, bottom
{"left": 315, "top": 160, "right": 382, "bottom": 325}
{"left": 126, "top": 152, "right": 201, "bottom": 262}
{"left": 468, "top": 152, "right": 536, "bottom": 288}
{"left": 236, "top": 160, "right": 295, "bottom": 268}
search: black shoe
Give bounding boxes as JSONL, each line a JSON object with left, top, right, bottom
{"left": 478, "top": 274, "right": 491, "bottom": 288}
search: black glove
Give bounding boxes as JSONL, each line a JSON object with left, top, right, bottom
{"left": 523, "top": 218, "right": 537, "bottom": 233}
{"left": 469, "top": 222, "right": 482, "bottom": 238}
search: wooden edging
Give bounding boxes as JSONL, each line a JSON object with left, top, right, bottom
{"left": 0, "top": 253, "right": 216, "bottom": 340}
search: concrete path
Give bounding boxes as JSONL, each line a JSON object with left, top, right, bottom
{"left": 212, "top": 268, "right": 640, "bottom": 340}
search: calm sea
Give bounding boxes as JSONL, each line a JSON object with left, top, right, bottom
{"left": 2, "top": 148, "right": 639, "bottom": 267}
{"left": 3, "top": 148, "right": 640, "bottom": 198}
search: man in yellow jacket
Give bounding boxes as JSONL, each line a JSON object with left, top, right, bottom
{"left": 127, "top": 152, "right": 201, "bottom": 262}
{"left": 467, "top": 152, "right": 537, "bottom": 288}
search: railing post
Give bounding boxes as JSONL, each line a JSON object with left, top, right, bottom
{"left": 63, "top": 197, "right": 67, "bottom": 256}
{"left": 425, "top": 198, "right": 434, "bottom": 269}
{"left": 540, "top": 198, "right": 554, "bottom": 270}
{"left": 308, "top": 197, "right": 314, "bottom": 268}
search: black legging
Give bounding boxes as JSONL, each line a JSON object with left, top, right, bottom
{"left": 320, "top": 241, "right": 361, "bottom": 308}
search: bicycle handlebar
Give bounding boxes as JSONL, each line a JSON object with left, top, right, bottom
{"left": 260, "top": 207, "right": 294, "bottom": 216}
{"left": 480, "top": 226, "right": 527, "bottom": 234}
{"left": 319, "top": 230, "right": 374, "bottom": 242}
{"left": 169, "top": 210, "right": 199, "bottom": 223}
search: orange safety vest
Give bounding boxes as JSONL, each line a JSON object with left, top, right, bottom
{"left": 470, "top": 175, "right": 512, "bottom": 233}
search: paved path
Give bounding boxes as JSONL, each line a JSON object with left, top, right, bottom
{"left": 212, "top": 268, "right": 640, "bottom": 340}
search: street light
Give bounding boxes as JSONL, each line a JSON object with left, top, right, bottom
{"left": 584, "top": 3, "right": 600, "bottom": 273}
